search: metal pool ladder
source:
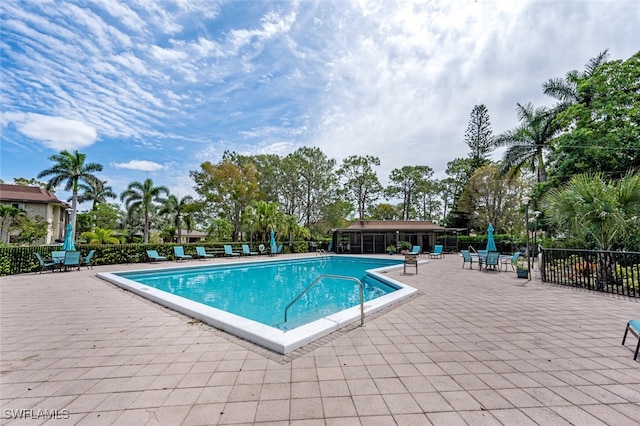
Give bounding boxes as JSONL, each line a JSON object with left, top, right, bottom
{"left": 284, "top": 274, "right": 365, "bottom": 326}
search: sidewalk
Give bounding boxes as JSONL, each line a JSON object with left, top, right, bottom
{"left": 1, "top": 254, "right": 639, "bottom": 425}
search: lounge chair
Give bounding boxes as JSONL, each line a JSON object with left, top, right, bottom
{"left": 83, "top": 249, "right": 96, "bottom": 269}
{"left": 195, "top": 246, "right": 214, "bottom": 259}
{"left": 460, "top": 250, "right": 474, "bottom": 269}
{"left": 429, "top": 245, "right": 443, "bottom": 259}
{"left": 622, "top": 320, "right": 640, "bottom": 360}
{"left": 224, "top": 245, "right": 240, "bottom": 257}
{"left": 242, "top": 244, "right": 258, "bottom": 256}
{"left": 403, "top": 254, "right": 418, "bottom": 274}
{"left": 173, "top": 246, "right": 193, "bottom": 261}
{"left": 409, "top": 245, "right": 421, "bottom": 256}
{"left": 501, "top": 252, "right": 520, "bottom": 271}
{"left": 147, "top": 250, "right": 168, "bottom": 262}
{"left": 34, "top": 252, "right": 56, "bottom": 273}
{"left": 482, "top": 251, "right": 500, "bottom": 272}
{"left": 63, "top": 251, "right": 81, "bottom": 271}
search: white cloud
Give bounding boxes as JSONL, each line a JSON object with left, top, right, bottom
{"left": 1, "top": 112, "right": 97, "bottom": 151}
{"left": 110, "top": 160, "right": 165, "bottom": 171}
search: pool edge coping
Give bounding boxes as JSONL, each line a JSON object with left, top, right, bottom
{"left": 96, "top": 255, "right": 419, "bottom": 354}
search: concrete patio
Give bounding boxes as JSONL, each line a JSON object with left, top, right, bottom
{"left": 1, "top": 253, "right": 639, "bottom": 425}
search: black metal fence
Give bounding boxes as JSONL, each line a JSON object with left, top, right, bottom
{"left": 541, "top": 248, "right": 640, "bottom": 298}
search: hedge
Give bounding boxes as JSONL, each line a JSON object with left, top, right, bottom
{"left": 0, "top": 241, "right": 312, "bottom": 276}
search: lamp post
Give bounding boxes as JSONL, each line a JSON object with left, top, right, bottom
{"left": 508, "top": 220, "right": 513, "bottom": 253}
{"left": 396, "top": 230, "right": 400, "bottom": 253}
{"left": 532, "top": 211, "right": 541, "bottom": 260}
{"left": 523, "top": 197, "right": 530, "bottom": 280}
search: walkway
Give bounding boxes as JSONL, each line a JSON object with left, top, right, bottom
{"left": 1, "top": 254, "right": 639, "bottom": 425}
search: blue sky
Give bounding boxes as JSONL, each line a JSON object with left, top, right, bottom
{"left": 1, "top": 0, "right": 639, "bottom": 210}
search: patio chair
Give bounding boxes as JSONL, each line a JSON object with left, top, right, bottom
{"left": 483, "top": 251, "right": 500, "bottom": 272}
{"left": 460, "top": 250, "right": 473, "bottom": 269}
{"left": 501, "top": 252, "right": 520, "bottom": 271}
{"left": 258, "top": 244, "right": 266, "bottom": 255}
{"left": 242, "top": 244, "right": 258, "bottom": 256}
{"left": 34, "top": 252, "right": 56, "bottom": 274}
{"left": 622, "top": 320, "right": 640, "bottom": 360}
{"left": 195, "top": 246, "right": 214, "bottom": 259}
{"left": 63, "top": 251, "right": 81, "bottom": 271}
{"left": 409, "top": 245, "right": 421, "bottom": 256}
{"left": 224, "top": 245, "right": 240, "bottom": 257}
{"left": 429, "top": 245, "right": 443, "bottom": 259}
{"left": 403, "top": 254, "right": 418, "bottom": 274}
{"left": 147, "top": 250, "right": 168, "bottom": 262}
{"left": 83, "top": 249, "right": 96, "bottom": 269}
{"left": 51, "top": 250, "right": 66, "bottom": 264}
{"left": 173, "top": 246, "right": 193, "bottom": 261}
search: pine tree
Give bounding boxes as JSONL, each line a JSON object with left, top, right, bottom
{"left": 464, "top": 104, "right": 493, "bottom": 170}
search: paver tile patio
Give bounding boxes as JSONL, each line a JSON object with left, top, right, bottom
{"left": 2, "top": 253, "right": 639, "bottom": 424}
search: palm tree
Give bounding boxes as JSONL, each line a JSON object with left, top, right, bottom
{"left": 183, "top": 214, "right": 194, "bottom": 241}
{"left": 158, "top": 194, "right": 194, "bottom": 244}
{"left": 120, "top": 178, "right": 169, "bottom": 243}
{"left": 73, "top": 180, "right": 116, "bottom": 210}
{"left": 493, "top": 102, "right": 560, "bottom": 183}
{"left": 543, "top": 172, "right": 640, "bottom": 287}
{"left": 37, "top": 150, "right": 103, "bottom": 240}
{"left": 80, "top": 227, "right": 120, "bottom": 244}
{"left": 252, "top": 200, "right": 280, "bottom": 242}
{"left": 543, "top": 49, "right": 609, "bottom": 111}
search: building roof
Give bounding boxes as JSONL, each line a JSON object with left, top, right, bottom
{"left": 338, "top": 220, "right": 446, "bottom": 232}
{"left": 0, "top": 184, "right": 69, "bottom": 206}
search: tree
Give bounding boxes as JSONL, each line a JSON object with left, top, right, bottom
{"left": 158, "top": 194, "right": 194, "bottom": 243}
{"left": 337, "top": 155, "right": 383, "bottom": 220}
{"left": 457, "top": 164, "right": 526, "bottom": 234}
{"left": 543, "top": 172, "right": 640, "bottom": 286}
{"left": 414, "top": 179, "right": 444, "bottom": 221}
{"left": 547, "top": 52, "right": 640, "bottom": 182}
{"left": 73, "top": 180, "right": 116, "bottom": 210}
{"left": 493, "top": 102, "right": 560, "bottom": 183}
{"left": 120, "top": 178, "right": 169, "bottom": 243}
{"left": 14, "top": 215, "right": 48, "bottom": 245}
{"left": 543, "top": 49, "right": 610, "bottom": 111}
{"left": 0, "top": 205, "right": 22, "bottom": 244}
{"left": 288, "top": 147, "right": 337, "bottom": 227}
{"left": 385, "top": 166, "right": 433, "bottom": 220}
{"left": 249, "top": 154, "right": 283, "bottom": 203}
{"left": 441, "top": 158, "right": 474, "bottom": 228}
{"left": 543, "top": 172, "right": 640, "bottom": 251}
{"left": 464, "top": 104, "right": 493, "bottom": 171}
{"left": 251, "top": 200, "right": 280, "bottom": 242}
{"left": 37, "top": 150, "right": 103, "bottom": 240}
{"left": 207, "top": 217, "right": 233, "bottom": 241}
{"left": 12, "top": 177, "right": 49, "bottom": 188}
{"left": 370, "top": 203, "right": 399, "bottom": 221}
{"left": 191, "top": 154, "right": 259, "bottom": 241}
{"left": 80, "top": 227, "right": 120, "bottom": 244}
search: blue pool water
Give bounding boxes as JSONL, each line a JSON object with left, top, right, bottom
{"left": 117, "top": 256, "right": 403, "bottom": 330}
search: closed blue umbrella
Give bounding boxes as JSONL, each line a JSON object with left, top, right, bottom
{"left": 486, "top": 223, "right": 497, "bottom": 252}
{"left": 62, "top": 223, "right": 75, "bottom": 251}
{"left": 270, "top": 229, "right": 277, "bottom": 252}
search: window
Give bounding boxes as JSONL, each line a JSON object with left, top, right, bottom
{"left": 11, "top": 203, "right": 25, "bottom": 211}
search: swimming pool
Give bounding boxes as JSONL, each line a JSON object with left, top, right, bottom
{"left": 97, "top": 255, "right": 418, "bottom": 353}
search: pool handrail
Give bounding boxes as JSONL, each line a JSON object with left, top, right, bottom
{"left": 284, "top": 274, "right": 364, "bottom": 327}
